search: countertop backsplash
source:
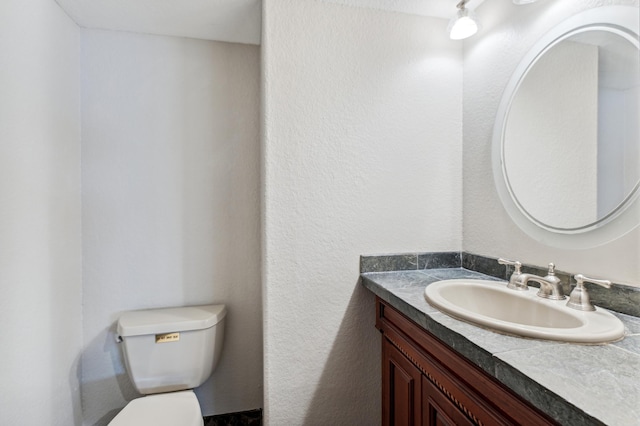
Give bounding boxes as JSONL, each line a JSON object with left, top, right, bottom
{"left": 360, "top": 251, "right": 640, "bottom": 318}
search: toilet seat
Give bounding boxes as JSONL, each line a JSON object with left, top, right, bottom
{"left": 109, "top": 390, "right": 203, "bottom": 426}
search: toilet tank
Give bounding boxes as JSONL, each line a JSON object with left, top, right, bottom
{"left": 117, "top": 304, "right": 226, "bottom": 395}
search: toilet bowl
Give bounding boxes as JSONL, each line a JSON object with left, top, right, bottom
{"left": 109, "top": 304, "right": 226, "bottom": 425}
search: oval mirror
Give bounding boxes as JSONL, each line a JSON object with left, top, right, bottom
{"left": 493, "top": 6, "right": 640, "bottom": 248}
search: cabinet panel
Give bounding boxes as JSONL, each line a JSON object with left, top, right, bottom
{"left": 376, "top": 298, "right": 557, "bottom": 426}
{"left": 422, "top": 376, "right": 475, "bottom": 426}
{"left": 383, "top": 337, "right": 422, "bottom": 426}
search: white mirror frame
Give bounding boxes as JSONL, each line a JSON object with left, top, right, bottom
{"left": 492, "top": 6, "right": 640, "bottom": 249}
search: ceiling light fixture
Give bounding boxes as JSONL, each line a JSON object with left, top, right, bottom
{"left": 513, "top": 0, "right": 538, "bottom": 4}
{"left": 448, "top": 0, "right": 481, "bottom": 40}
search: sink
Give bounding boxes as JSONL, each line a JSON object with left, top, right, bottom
{"left": 424, "top": 279, "right": 625, "bottom": 343}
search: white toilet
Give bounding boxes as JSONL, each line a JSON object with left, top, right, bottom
{"left": 109, "top": 304, "right": 227, "bottom": 426}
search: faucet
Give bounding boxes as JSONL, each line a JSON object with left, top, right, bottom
{"left": 518, "top": 263, "right": 565, "bottom": 300}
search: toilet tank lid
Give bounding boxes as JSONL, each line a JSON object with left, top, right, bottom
{"left": 117, "top": 304, "right": 226, "bottom": 337}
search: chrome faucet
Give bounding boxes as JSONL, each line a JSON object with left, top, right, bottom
{"left": 518, "top": 263, "right": 565, "bottom": 300}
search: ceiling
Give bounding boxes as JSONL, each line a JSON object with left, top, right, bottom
{"left": 55, "top": 0, "right": 263, "bottom": 44}
{"left": 55, "top": 0, "right": 483, "bottom": 45}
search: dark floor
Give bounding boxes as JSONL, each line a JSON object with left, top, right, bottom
{"left": 203, "top": 409, "right": 262, "bottom": 426}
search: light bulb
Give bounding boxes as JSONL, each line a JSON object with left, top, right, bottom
{"left": 448, "top": 7, "right": 480, "bottom": 40}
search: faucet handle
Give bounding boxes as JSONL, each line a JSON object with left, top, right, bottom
{"left": 547, "top": 263, "right": 556, "bottom": 275}
{"left": 567, "top": 274, "right": 612, "bottom": 311}
{"left": 498, "top": 258, "right": 522, "bottom": 272}
{"left": 498, "top": 258, "right": 527, "bottom": 290}
{"left": 575, "top": 274, "right": 611, "bottom": 288}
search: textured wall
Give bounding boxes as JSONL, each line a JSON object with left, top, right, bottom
{"left": 262, "top": 0, "right": 462, "bottom": 423}
{"left": 463, "top": 0, "right": 640, "bottom": 286}
{"left": 0, "top": 1, "right": 82, "bottom": 424}
{"left": 81, "top": 30, "right": 261, "bottom": 424}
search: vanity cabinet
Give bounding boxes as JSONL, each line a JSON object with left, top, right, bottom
{"left": 376, "top": 297, "right": 557, "bottom": 426}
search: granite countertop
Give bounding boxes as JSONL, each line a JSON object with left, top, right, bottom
{"left": 361, "top": 267, "right": 640, "bottom": 426}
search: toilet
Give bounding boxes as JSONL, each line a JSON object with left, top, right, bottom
{"left": 109, "top": 304, "right": 227, "bottom": 426}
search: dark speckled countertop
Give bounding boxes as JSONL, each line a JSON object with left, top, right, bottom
{"left": 361, "top": 268, "right": 640, "bottom": 426}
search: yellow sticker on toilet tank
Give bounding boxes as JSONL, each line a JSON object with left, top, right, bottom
{"left": 155, "top": 332, "right": 180, "bottom": 343}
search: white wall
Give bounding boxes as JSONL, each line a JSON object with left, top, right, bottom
{"left": 262, "top": 0, "right": 462, "bottom": 423}
{"left": 81, "top": 30, "right": 261, "bottom": 424}
{"left": 463, "top": 0, "right": 640, "bottom": 285}
{"left": 0, "top": 1, "right": 82, "bottom": 425}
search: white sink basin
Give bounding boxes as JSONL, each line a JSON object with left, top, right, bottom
{"left": 424, "top": 279, "right": 625, "bottom": 343}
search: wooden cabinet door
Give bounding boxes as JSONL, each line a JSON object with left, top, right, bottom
{"left": 382, "top": 337, "right": 422, "bottom": 426}
{"left": 422, "top": 376, "right": 476, "bottom": 426}
{"left": 377, "top": 298, "right": 557, "bottom": 426}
